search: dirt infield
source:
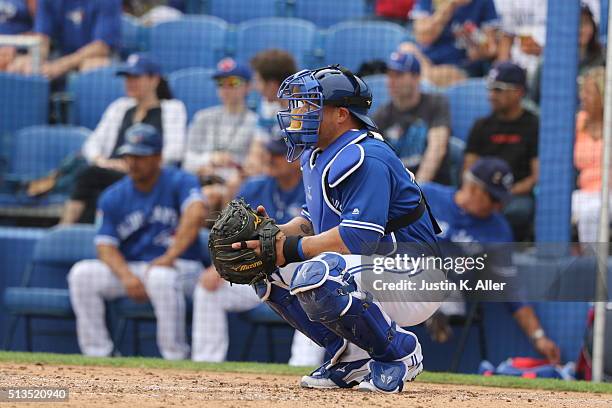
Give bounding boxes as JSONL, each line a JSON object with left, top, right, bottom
{"left": 1, "top": 362, "right": 611, "bottom": 408}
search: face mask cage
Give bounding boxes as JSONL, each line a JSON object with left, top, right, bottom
{"left": 276, "top": 70, "right": 324, "bottom": 162}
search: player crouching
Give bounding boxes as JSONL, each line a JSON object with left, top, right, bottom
{"left": 208, "top": 66, "right": 444, "bottom": 393}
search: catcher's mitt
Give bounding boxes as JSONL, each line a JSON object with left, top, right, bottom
{"left": 208, "top": 199, "right": 281, "bottom": 284}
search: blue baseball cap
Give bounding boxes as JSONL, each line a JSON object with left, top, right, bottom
{"left": 212, "top": 57, "right": 252, "bottom": 81}
{"left": 386, "top": 51, "right": 421, "bottom": 75}
{"left": 117, "top": 53, "right": 162, "bottom": 76}
{"left": 487, "top": 62, "right": 527, "bottom": 90}
{"left": 466, "top": 157, "right": 514, "bottom": 203}
{"left": 264, "top": 136, "right": 288, "bottom": 156}
{"left": 117, "top": 123, "right": 163, "bottom": 156}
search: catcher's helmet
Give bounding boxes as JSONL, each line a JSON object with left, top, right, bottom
{"left": 276, "top": 65, "right": 377, "bottom": 161}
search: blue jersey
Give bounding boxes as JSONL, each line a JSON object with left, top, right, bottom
{"left": 422, "top": 183, "right": 526, "bottom": 312}
{"left": 237, "top": 175, "right": 305, "bottom": 225}
{"left": 300, "top": 129, "right": 439, "bottom": 256}
{"left": 421, "top": 182, "right": 513, "bottom": 243}
{"left": 0, "top": 0, "right": 32, "bottom": 34}
{"left": 95, "top": 167, "right": 204, "bottom": 262}
{"left": 34, "top": 0, "right": 121, "bottom": 56}
{"left": 412, "top": 0, "right": 498, "bottom": 66}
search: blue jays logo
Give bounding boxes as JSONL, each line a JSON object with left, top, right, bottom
{"left": 127, "top": 54, "right": 140, "bottom": 67}
{"left": 67, "top": 8, "right": 84, "bottom": 26}
{"left": 217, "top": 57, "right": 236, "bottom": 73}
{"left": 0, "top": 1, "right": 17, "bottom": 23}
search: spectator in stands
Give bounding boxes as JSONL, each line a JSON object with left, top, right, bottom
{"left": 373, "top": 50, "right": 451, "bottom": 184}
{"left": 572, "top": 67, "right": 607, "bottom": 243}
{"left": 123, "top": 0, "right": 183, "bottom": 26}
{"left": 60, "top": 53, "right": 186, "bottom": 224}
{"left": 0, "top": 0, "right": 36, "bottom": 71}
{"left": 463, "top": 62, "right": 538, "bottom": 241}
{"left": 374, "top": 0, "right": 415, "bottom": 25}
{"left": 495, "top": 0, "right": 547, "bottom": 80}
{"left": 410, "top": 0, "right": 499, "bottom": 86}
{"left": 184, "top": 58, "right": 259, "bottom": 182}
{"left": 68, "top": 123, "right": 206, "bottom": 360}
{"left": 192, "top": 137, "right": 313, "bottom": 363}
{"left": 8, "top": 0, "right": 121, "bottom": 78}
{"left": 578, "top": 3, "right": 605, "bottom": 75}
{"left": 423, "top": 158, "right": 561, "bottom": 363}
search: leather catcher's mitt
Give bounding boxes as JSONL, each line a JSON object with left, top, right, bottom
{"left": 208, "top": 199, "right": 281, "bottom": 284}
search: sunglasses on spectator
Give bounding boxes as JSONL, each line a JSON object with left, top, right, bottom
{"left": 487, "top": 81, "right": 521, "bottom": 92}
{"left": 216, "top": 76, "right": 246, "bottom": 88}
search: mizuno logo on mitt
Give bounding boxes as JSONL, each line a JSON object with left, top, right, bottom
{"left": 231, "top": 260, "right": 263, "bottom": 271}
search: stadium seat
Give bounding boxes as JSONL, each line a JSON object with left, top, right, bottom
{"left": 239, "top": 303, "right": 291, "bottom": 362}
{"left": 68, "top": 66, "right": 125, "bottom": 130}
{"left": 291, "top": 0, "right": 367, "bottom": 28}
{"left": 0, "top": 73, "right": 49, "bottom": 158}
{"left": 120, "top": 15, "right": 149, "bottom": 58}
{"left": 363, "top": 74, "right": 389, "bottom": 113}
{"left": 149, "top": 16, "right": 228, "bottom": 73}
{"left": 207, "top": 0, "right": 285, "bottom": 23}
{"left": 234, "top": 18, "right": 317, "bottom": 69}
{"left": 168, "top": 68, "right": 219, "bottom": 122}
{"left": 445, "top": 78, "right": 491, "bottom": 142}
{"left": 2, "top": 225, "right": 97, "bottom": 350}
{"left": 324, "top": 21, "right": 409, "bottom": 73}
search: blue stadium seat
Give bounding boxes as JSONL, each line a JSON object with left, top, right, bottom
{"left": 324, "top": 21, "right": 408, "bottom": 72}
{"left": 68, "top": 66, "right": 125, "bottom": 130}
{"left": 149, "top": 16, "right": 228, "bottom": 73}
{"left": 239, "top": 302, "right": 290, "bottom": 362}
{"left": 3, "top": 225, "right": 97, "bottom": 350}
{"left": 208, "top": 0, "right": 284, "bottom": 23}
{"left": 0, "top": 73, "right": 49, "bottom": 155}
{"left": 363, "top": 74, "right": 389, "bottom": 113}
{"left": 292, "top": 0, "right": 367, "bottom": 28}
{"left": 168, "top": 68, "right": 219, "bottom": 122}
{"left": 120, "top": 15, "right": 149, "bottom": 58}
{"left": 234, "top": 17, "right": 317, "bottom": 69}
{"left": 6, "top": 126, "right": 89, "bottom": 182}
{"left": 445, "top": 78, "right": 491, "bottom": 142}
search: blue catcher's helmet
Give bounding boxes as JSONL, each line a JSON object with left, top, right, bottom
{"left": 276, "top": 65, "right": 377, "bottom": 161}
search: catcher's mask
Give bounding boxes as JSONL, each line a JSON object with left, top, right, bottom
{"left": 276, "top": 65, "right": 377, "bottom": 162}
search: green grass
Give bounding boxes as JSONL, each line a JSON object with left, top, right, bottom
{"left": 1, "top": 351, "right": 611, "bottom": 394}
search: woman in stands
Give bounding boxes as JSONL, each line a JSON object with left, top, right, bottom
{"left": 59, "top": 53, "right": 186, "bottom": 224}
{"left": 572, "top": 66, "right": 607, "bottom": 243}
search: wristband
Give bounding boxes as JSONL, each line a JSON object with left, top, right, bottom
{"left": 283, "top": 235, "right": 304, "bottom": 265}
{"left": 530, "top": 328, "right": 545, "bottom": 343}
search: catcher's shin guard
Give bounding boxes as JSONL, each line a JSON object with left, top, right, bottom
{"left": 289, "top": 252, "right": 422, "bottom": 392}
{"left": 253, "top": 278, "right": 343, "bottom": 358}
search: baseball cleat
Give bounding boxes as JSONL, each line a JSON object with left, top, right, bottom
{"left": 357, "top": 361, "right": 423, "bottom": 393}
{"left": 300, "top": 358, "right": 371, "bottom": 389}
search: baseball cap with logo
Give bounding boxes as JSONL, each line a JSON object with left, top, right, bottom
{"left": 117, "top": 123, "right": 163, "bottom": 156}
{"left": 117, "top": 53, "right": 162, "bottom": 76}
{"left": 386, "top": 51, "right": 421, "bottom": 75}
{"left": 212, "top": 57, "right": 252, "bottom": 81}
{"left": 465, "top": 157, "right": 514, "bottom": 203}
{"left": 487, "top": 62, "right": 527, "bottom": 90}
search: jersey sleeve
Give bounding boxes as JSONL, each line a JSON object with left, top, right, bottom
{"left": 177, "top": 172, "right": 205, "bottom": 213}
{"left": 94, "top": 191, "right": 120, "bottom": 247}
{"left": 338, "top": 157, "right": 392, "bottom": 254}
{"left": 92, "top": 0, "right": 121, "bottom": 50}
{"left": 481, "top": 0, "right": 500, "bottom": 27}
{"left": 33, "top": 0, "right": 55, "bottom": 37}
{"left": 410, "top": 0, "right": 433, "bottom": 19}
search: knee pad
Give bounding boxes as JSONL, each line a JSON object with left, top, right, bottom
{"left": 290, "top": 252, "right": 417, "bottom": 362}
{"left": 252, "top": 278, "right": 343, "bottom": 358}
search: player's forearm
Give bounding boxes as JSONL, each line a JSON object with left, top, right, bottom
{"left": 279, "top": 216, "right": 314, "bottom": 237}
{"left": 300, "top": 227, "right": 350, "bottom": 259}
{"left": 165, "top": 201, "right": 206, "bottom": 260}
{"left": 512, "top": 305, "right": 542, "bottom": 338}
{"left": 97, "top": 244, "right": 133, "bottom": 282}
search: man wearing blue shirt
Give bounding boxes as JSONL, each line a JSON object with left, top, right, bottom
{"left": 9, "top": 0, "right": 120, "bottom": 78}
{"left": 0, "top": 0, "right": 35, "bottom": 71}
{"left": 410, "top": 0, "right": 499, "bottom": 84}
{"left": 68, "top": 123, "right": 207, "bottom": 360}
{"left": 422, "top": 157, "right": 560, "bottom": 363}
